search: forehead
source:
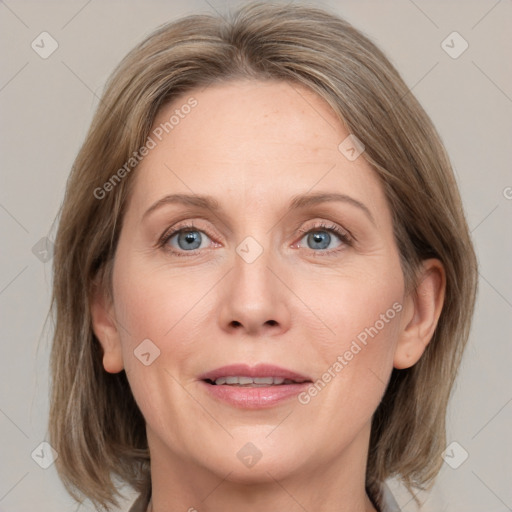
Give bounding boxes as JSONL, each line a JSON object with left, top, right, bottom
{"left": 127, "top": 79, "right": 387, "bottom": 219}
{"left": 155, "top": 79, "right": 340, "bottom": 158}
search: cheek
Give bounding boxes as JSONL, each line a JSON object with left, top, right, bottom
{"left": 112, "top": 256, "right": 213, "bottom": 349}
{"left": 110, "top": 262, "right": 208, "bottom": 434}
{"left": 297, "top": 263, "right": 404, "bottom": 406}
{"left": 301, "top": 261, "right": 404, "bottom": 347}
{"left": 110, "top": 256, "right": 220, "bottom": 415}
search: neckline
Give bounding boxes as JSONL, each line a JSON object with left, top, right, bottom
{"left": 128, "top": 482, "right": 400, "bottom": 512}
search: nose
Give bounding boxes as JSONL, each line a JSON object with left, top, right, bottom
{"left": 217, "top": 246, "right": 291, "bottom": 337}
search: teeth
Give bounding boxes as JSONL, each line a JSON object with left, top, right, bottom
{"left": 213, "top": 376, "right": 294, "bottom": 386}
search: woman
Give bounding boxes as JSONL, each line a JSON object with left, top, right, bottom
{"left": 48, "top": 2, "right": 477, "bottom": 511}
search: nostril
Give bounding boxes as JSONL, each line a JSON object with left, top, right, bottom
{"left": 266, "top": 320, "right": 278, "bottom": 326}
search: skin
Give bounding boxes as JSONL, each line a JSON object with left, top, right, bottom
{"left": 91, "top": 79, "right": 445, "bottom": 512}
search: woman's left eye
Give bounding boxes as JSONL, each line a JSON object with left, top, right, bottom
{"left": 296, "top": 223, "right": 352, "bottom": 253}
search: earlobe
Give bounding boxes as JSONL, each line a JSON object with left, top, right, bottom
{"left": 394, "top": 259, "right": 446, "bottom": 370}
{"left": 89, "top": 279, "right": 124, "bottom": 374}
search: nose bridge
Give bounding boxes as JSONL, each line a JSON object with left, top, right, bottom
{"left": 232, "top": 236, "right": 274, "bottom": 305}
{"left": 217, "top": 231, "right": 290, "bottom": 335}
{"left": 231, "top": 202, "right": 275, "bottom": 289}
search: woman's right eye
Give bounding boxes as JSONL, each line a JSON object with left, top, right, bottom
{"left": 160, "top": 226, "right": 214, "bottom": 256}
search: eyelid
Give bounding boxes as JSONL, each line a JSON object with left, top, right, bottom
{"left": 297, "top": 220, "right": 353, "bottom": 242}
{"left": 156, "top": 220, "right": 218, "bottom": 252}
{"left": 294, "top": 220, "right": 353, "bottom": 255}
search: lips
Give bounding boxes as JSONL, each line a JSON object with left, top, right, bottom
{"left": 198, "top": 364, "right": 313, "bottom": 409}
{"left": 199, "top": 364, "right": 312, "bottom": 385}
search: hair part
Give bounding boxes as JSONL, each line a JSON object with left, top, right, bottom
{"left": 49, "top": 2, "right": 477, "bottom": 510}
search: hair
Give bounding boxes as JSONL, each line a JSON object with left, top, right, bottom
{"left": 48, "top": 1, "right": 478, "bottom": 510}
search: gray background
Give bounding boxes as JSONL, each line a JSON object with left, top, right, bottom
{"left": 0, "top": 0, "right": 511, "bottom": 511}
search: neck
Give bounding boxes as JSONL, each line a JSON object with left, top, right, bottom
{"left": 145, "top": 422, "right": 378, "bottom": 512}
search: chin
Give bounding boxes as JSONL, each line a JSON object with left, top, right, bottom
{"left": 198, "top": 444, "right": 306, "bottom": 484}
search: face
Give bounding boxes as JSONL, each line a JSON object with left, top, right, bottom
{"left": 98, "top": 79, "right": 414, "bottom": 485}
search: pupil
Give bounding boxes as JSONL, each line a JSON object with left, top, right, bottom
{"left": 309, "top": 231, "right": 330, "bottom": 250}
{"left": 179, "top": 231, "right": 201, "bottom": 250}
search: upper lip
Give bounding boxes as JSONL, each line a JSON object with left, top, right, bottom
{"left": 199, "top": 364, "right": 312, "bottom": 383}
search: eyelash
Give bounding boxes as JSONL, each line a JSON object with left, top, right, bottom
{"left": 156, "top": 221, "right": 353, "bottom": 257}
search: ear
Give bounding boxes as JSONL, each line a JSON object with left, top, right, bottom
{"left": 394, "top": 259, "right": 446, "bottom": 369}
{"left": 90, "top": 277, "right": 124, "bottom": 373}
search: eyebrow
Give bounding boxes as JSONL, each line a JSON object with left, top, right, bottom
{"left": 142, "top": 192, "right": 375, "bottom": 225}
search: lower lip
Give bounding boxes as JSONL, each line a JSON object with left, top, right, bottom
{"left": 200, "top": 381, "right": 311, "bottom": 409}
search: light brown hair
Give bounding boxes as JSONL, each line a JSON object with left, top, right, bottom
{"left": 48, "top": 2, "right": 478, "bottom": 510}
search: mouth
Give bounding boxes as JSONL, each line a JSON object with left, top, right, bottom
{"left": 199, "top": 363, "right": 312, "bottom": 386}
{"left": 204, "top": 376, "right": 309, "bottom": 387}
{"left": 198, "top": 364, "right": 312, "bottom": 409}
